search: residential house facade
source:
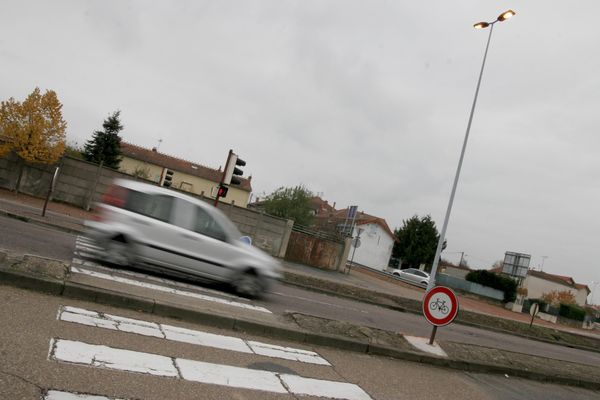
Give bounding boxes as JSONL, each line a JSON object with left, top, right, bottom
{"left": 521, "top": 270, "right": 590, "bottom": 307}
{"left": 119, "top": 143, "right": 252, "bottom": 207}
{"left": 317, "top": 208, "right": 396, "bottom": 272}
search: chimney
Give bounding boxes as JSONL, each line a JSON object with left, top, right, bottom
{"left": 152, "top": 147, "right": 157, "bottom": 152}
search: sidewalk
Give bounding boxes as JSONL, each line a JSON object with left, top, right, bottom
{"left": 0, "top": 188, "right": 90, "bottom": 234}
{"left": 1, "top": 188, "right": 599, "bottom": 343}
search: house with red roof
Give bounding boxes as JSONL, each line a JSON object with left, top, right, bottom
{"left": 315, "top": 207, "right": 396, "bottom": 271}
{"left": 523, "top": 269, "right": 590, "bottom": 307}
{"left": 492, "top": 265, "right": 591, "bottom": 307}
{"left": 118, "top": 142, "right": 252, "bottom": 207}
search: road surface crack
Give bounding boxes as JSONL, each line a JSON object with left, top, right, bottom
{"left": 0, "top": 369, "right": 43, "bottom": 393}
{"left": 276, "top": 374, "right": 300, "bottom": 399}
{"left": 172, "top": 358, "right": 183, "bottom": 379}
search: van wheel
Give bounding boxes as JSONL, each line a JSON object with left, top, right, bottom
{"left": 233, "top": 270, "right": 263, "bottom": 299}
{"left": 106, "top": 237, "right": 132, "bottom": 266}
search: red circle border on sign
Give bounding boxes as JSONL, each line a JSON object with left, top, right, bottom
{"left": 422, "top": 286, "right": 459, "bottom": 327}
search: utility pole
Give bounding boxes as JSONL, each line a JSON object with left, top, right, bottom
{"left": 459, "top": 252, "right": 465, "bottom": 267}
{"left": 540, "top": 256, "right": 548, "bottom": 272}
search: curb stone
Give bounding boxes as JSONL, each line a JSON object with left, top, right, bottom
{"left": 0, "top": 266, "right": 599, "bottom": 390}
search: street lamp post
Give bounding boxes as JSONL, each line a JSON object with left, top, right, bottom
{"left": 591, "top": 281, "right": 600, "bottom": 305}
{"left": 427, "top": 10, "right": 516, "bottom": 291}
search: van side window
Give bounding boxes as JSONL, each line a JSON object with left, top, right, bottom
{"left": 194, "top": 206, "right": 226, "bottom": 241}
{"left": 125, "top": 190, "right": 174, "bottom": 223}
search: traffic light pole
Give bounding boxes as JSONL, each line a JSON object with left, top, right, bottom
{"left": 214, "top": 149, "right": 233, "bottom": 207}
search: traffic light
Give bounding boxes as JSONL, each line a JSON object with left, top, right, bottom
{"left": 217, "top": 185, "right": 228, "bottom": 198}
{"left": 223, "top": 152, "right": 246, "bottom": 186}
{"left": 161, "top": 168, "right": 174, "bottom": 187}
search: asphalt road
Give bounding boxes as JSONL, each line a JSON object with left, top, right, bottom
{"left": 1, "top": 215, "right": 600, "bottom": 370}
{"left": 0, "top": 214, "right": 77, "bottom": 261}
{"left": 2, "top": 284, "right": 598, "bottom": 400}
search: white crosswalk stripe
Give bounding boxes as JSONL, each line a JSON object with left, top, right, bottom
{"left": 44, "top": 390, "right": 127, "bottom": 400}
{"left": 49, "top": 339, "right": 373, "bottom": 400}
{"left": 59, "top": 306, "right": 330, "bottom": 365}
{"left": 71, "top": 256, "right": 246, "bottom": 302}
{"left": 70, "top": 236, "right": 272, "bottom": 314}
{"left": 70, "top": 266, "right": 272, "bottom": 313}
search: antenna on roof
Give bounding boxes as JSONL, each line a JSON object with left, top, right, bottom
{"left": 156, "top": 138, "right": 163, "bottom": 151}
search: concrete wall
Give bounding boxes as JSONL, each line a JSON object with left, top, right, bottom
{"left": 348, "top": 223, "right": 394, "bottom": 272}
{"left": 441, "top": 265, "right": 470, "bottom": 279}
{"left": 0, "top": 153, "right": 292, "bottom": 258}
{"left": 0, "top": 153, "right": 135, "bottom": 208}
{"left": 437, "top": 274, "right": 505, "bottom": 301}
{"left": 214, "top": 201, "right": 293, "bottom": 258}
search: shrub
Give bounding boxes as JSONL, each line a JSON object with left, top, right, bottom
{"left": 466, "top": 269, "right": 518, "bottom": 303}
{"left": 559, "top": 303, "right": 585, "bottom": 321}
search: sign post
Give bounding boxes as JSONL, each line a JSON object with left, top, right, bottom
{"left": 529, "top": 302, "right": 539, "bottom": 328}
{"left": 422, "top": 286, "right": 459, "bottom": 345}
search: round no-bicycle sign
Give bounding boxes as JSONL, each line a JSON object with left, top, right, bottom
{"left": 423, "top": 286, "right": 459, "bottom": 327}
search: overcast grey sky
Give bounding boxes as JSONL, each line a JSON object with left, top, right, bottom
{"left": 2, "top": 1, "right": 599, "bottom": 303}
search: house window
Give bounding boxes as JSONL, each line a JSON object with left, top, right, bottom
{"left": 180, "top": 182, "right": 193, "bottom": 192}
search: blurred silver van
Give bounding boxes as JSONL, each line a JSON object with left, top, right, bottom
{"left": 85, "top": 179, "right": 281, "bottom": 298}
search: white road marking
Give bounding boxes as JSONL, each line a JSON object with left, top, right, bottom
{"left": 50, "top": 339, "right": 372, "bottom": 400}
{"left": 280, "top": 374, "right": 373, "bottom": 400}
{"left": 44, "top": 390, "right": 126, "bottom": 400}
{"left": 246, "top": 340, "right": 330, "bottom": 365}
{"left": 71, "top": 257, "right": 247, "bottom": 302}
{"left": 404, "top": 335, "right": 448, "bottom": 358}
{"left": 59, "top": 306, "right": 330, "bottom": 365}
{"left": 70, "top": 266, "right": 271, "bottom": 313}
{"left": 175, "top": 358, "right": 287, "bottom": 393}
{"left": 50, "top": 339, "right": 178, "bottom": 377}
{"left": 72, "top": 236, "right": 252, "bottom": 302}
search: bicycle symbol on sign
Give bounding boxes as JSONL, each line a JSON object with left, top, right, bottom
{"left": 429, "top": 298, "right": 449, "bottom": 315}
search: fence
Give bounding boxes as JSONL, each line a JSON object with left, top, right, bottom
{"left": 436, "top": 274, "right": 504, "bottom": 301}
{"left": 285, "top": 225, "right": 347, "bottom": 270}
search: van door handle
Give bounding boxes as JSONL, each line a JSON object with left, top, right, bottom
{"left": 181, "top": 233, "right": 197, "bottom": 240}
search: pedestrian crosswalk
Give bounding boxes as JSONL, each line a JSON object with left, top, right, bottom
{"left": 70, "top": 235, "right": 272, "bottom": 313}
{"left": 59, "top": 306, "right": 330, "bottom": 365}
{"left": 46, "top": 303, "right": 373, "bottom": 400}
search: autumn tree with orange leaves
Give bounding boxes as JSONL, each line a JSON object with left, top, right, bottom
{"left": 0, "top": 88, "right": 67, "bottom": 190}
{"left": 541, "top": 290, "right": 577, "bottom": 306}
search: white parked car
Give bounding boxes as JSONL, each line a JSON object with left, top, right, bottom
{"left": 85, "top": 179, "right": 282, "bottom": 298}
{"left": 391, "top": 268, "right": 430, "bottom": 287}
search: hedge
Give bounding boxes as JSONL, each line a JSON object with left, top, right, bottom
{"left": 466, "top": 269, "right": 517, "bottom": 303}
{"left": 559, "top": 303, "right": 586, "bottom": 321}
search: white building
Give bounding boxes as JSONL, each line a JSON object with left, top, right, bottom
{"left": 348, "top": 217, "right": 396, "bottom": 272}
{"left": 522, "top": 270, "right": 590, "bottom": 307}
